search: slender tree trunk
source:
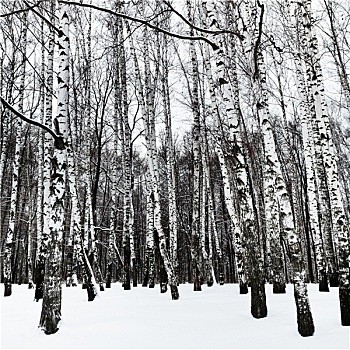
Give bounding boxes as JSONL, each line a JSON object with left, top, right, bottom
{"left": 3, "top": 11, "right": 27, "bottom": 297}
{"left": 39, "top": 6, "right": 69, "bottom": 334}
{"left": 293, "top": 51, "right": 328, "bottom": 291}
{"left": 36, "top": 0, "right": 55, "bottom": 301}
{"left": 186, "top": 0, "right": 204, "bottom": 292}
{"left": 127, "top": 17, "right": 179, "bottom": 299}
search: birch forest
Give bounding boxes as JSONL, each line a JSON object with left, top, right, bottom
{"left": 0, "top": 0, "right": 349, "bottom": 339}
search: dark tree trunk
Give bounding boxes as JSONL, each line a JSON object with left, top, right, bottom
{"left": 318, "top": 270, "right": 329, "bottom": 292}
{"left": 193, "top": 266, "right": 201, "bottom": 291}
{"left": 239, "top": 281, "right": 249, "bottom": 294}
{"left": 251, "top": 277, "right": 267, "bottom": 318}
{"left": 132, "top": 258, "right": 137, "bottom": 287}
{"left": 339, "top": 285, "right": 350, "bottom": 326}
{"left": 123, "top": 245, "right": 131, "bottom": 290}
{"left": 34, "top": 261, "right": 45, "bottom": 301}
{"left": 294, "top": 284, "right": 315, "bottom": 336}
{"left": 273, "top": 280, "right": 286, "bottom": 294}
{"left": 106, "top": 263, "right": 112, "bottom": 288}
{"left": 329, "top": 271, "right": 339, "bottom": 287}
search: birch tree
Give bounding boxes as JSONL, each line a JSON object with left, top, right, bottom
{"left": 238, "top": 0, "right": 314, "bottom": 335}
{"left": 295, "top": 0, "right": 350, "bottom": 325}
{"left": 38, "top": 5, "right": 70, "bottom": 334}
{"left": 3, "top": 10, "right": 27, "bottom": 297}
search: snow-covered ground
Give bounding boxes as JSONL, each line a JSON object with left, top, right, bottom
{"left": 0, "top": 282, "right": 349, "bottom": 349}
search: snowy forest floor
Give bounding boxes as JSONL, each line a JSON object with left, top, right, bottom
{"left": 0, "top": 283, "right": 349, "bottom": 349}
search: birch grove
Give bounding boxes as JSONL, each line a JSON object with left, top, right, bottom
{"left": 0, "top": 0, "right": 349, "bottom": 336}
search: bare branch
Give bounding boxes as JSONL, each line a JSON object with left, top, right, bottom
{"left": 57, "top": 0, "right": 220, "bottom": 49}
{"left": 0, "top": 96, "right": 59, "bottom": 142}
{"left": 162, "top": 0, "right": 244, "bottom": 40}
{"left": 0, "top": 0, "right": 43, "bottom": 17}
{"left": 23, "top": 0, "right": 61, "bottom": 35}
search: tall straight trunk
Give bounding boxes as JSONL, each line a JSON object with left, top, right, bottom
{"left": 203, "top": 0, "right": 253, "bottom": 293}
{"left": 202, "top": 127, "right": 224, "bottom": 285}
{"left": 39, "top": 6, "right": 69, "bottom": 334}
{"left": 67, "top": 125, "right": 98, "bottom": 300}
{"left": 143, "top": 173, "right": 155, "bottom": 288}
{"left": 293, "top": 51, "right": 328, "bottom": 291}
{"left": 199, "top": 130, "right": 214, "bottom": 287}
{"left": 118, "top": 18, "right": 134, "bottom": 290}
{"left": 297, "top": 0, "right": 350, "bottom": 324}
{"left": 127, "top": 13, "right": 179, "bottom": 299}
{"left": 107, "top": 22, "right": 121, "bottom": 287}
{"left": 161, "top": 25, "right": 179, "bottom": 286}
{"left": 3, "top": 11, "right": 27, "bottom": 297}
{"left": 36, "top": 0, "right": 55, "bottom": 301}
{"left": 297, "top": 0, "right": 338, "bottom": 286}
{"left": 186, "top": 0, "right": 203, "bottom": 292}
{"left": 239, "top": 0, "right": 314, "bottom": 335}
{"left": 33, "top": 17, "right": 46, "bottom": 290}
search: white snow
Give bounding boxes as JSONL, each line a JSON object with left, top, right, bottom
{"left": 1, "top": 283, "right": 349, "bottom": 349}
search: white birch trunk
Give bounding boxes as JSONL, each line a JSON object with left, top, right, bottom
{"left": 127, "top": 18, "right": 179, "bottom": 299}
{"left": 143, "top": 172, "right": 155, "bottom": 288}
{"left": 296, "top": 0, "right": 350, "bottom": 324}
{"left": 39, "top": 6, "right": 69, "bottom": 334}
{"left": 36, "top": 0, "right": 55, "bottom": 302}
{"left": 3, "top": 11, "right": 27, "bottom": 297}
{"left": 293, "top": 51, "right": 328, "bottom": 291}
{"left": 161, "top": 31, "right": 179, "bottom": 285}
{"left": 203, "top": 0, "right": 253, "bottom": 292}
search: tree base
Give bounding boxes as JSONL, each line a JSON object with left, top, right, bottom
{"left": 160, "top": 283, "right": 167, "bottom": 293}
{"left": 149, "top": 282, "right": 155, "bottom": 288}
{"left": 4, "top": 282, "right": 12, "bottom": 297}
{"left": 82, "top": 283, "right": 87, "bottom": 289}
{"left": 251, "top": 279, "right": 267, "bottom": 318}
{"left": 123, "top": 280, "right": 131, "bottom": 290}
{"left": 239, "top": 282, "right": 248, "bottom": 294}
{"left": 28, "top": 282, "right": 34, "bottom": 289}
{"left": 193, "top": 271, "right": 201, "bottom": 291}
{"left": 35, "top": 283, "right": 43, "bottom": 301}
{"left": 329, "top": 272, "right": 339, "bottom": 287}
{"left": 318, "top": 272, "right": 329, "bottom": 292}
{"left": 170, "top": 284, "right": 179, "bottom": 300}
{"left": 87, "top": 282, "right": 97, "bottom": 302}
{"left": 40, "top": 308, "right": 60, "bottom": 335}
{"left": 273, "top": 281, "right": 286, "bottom": 294}
{"left": 339, "top": 287, "right": 350, "bottom": 326}
{"left": 99, "top": 283, "right": 105, "bottom": 291}
{"left": 294, "top": 283, "right": 315, "bottom": 336}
